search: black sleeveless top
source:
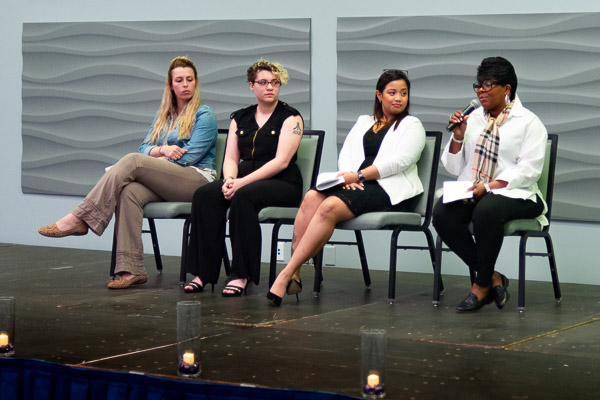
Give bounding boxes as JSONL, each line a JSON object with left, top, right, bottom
{"left": 230, "top": 101, "right": 303, "bottom": 185}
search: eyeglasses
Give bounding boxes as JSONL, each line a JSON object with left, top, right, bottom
{"left": 383, "top": 69, "right": 408, "bottom": 76}
{"left": 473, "top": 80, "right": 500, "bottom": 93}
{"left": 253, "top": 79, "right": 281, "bottom": 87}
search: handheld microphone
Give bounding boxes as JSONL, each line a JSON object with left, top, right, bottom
{"left": 446, "top": 99, "right": 480, "bottom": 132}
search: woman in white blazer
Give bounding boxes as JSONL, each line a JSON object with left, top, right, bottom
{"left": 267, "top": 69, "right": 426, "bottom": 305}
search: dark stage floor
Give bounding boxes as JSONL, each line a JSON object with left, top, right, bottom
{"left": 1, "top": 242, "right": 599, "bottom": 399}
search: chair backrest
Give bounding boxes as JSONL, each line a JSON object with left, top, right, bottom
{"left": 538, "top": 134, "right": 558, "bottom": 228}
{"left": 415, "top": 131, "right": 442, "bottom": 223}
{"left": 215, "top": 129, "right": 228, "bottom": 178}
{"left": 295, "top": 130, "right": 325, "bottom": 196}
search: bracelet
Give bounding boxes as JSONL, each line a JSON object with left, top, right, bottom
{"left": 483, "top": 182, "right": 491, "bottom": 192}
{"left": 159, "top": 145, "right": 165, "bottom": 155}
{"left": 451, "top": 133, "right": 464, "bottom": 144}
{"left": 224, "top": 176, "right": 235, "bottom": 181}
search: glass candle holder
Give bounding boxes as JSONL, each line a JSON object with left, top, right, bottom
{"left": 177, "top": 301, "right": 201, "bottom": 377}
{"left": 361, "top": 329, "right": 386, "bottom": 398}
{"left": 0, "top": 297, "right": 15, "bottom": 357}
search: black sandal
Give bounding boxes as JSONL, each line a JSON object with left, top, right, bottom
{"left": 222, "top": 284, "right": 246, "bottom": 297}
{"left": 184, "top": 281, "right": 204, "bottom": 293}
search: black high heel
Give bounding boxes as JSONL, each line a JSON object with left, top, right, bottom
{"left": 184, "top": 281, "right": 204, "bottom": 293}
{"left": 184, "top": 279, "right": 215, "bottom": 293}
{"left": 266, "top": 291, "right": 282, "bottom": 306}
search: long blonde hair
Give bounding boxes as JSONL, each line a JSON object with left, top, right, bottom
{"left": 147, "top": 56, "right": 201, "bottom": 144}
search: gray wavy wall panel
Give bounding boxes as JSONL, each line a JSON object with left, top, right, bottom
{"left": 338, "top": 13, "right": 600, "bottom": 222}
{"left": 22, "top": 19, "right": 310, "bottom": 196}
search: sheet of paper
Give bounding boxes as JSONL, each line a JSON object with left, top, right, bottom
{"left": 442, "top": 181, "right": 473, "bottom": 203}
{"left": 315, "top": 171, "right": 345, "bottom": 190}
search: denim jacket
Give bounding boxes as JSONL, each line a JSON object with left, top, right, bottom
{"left": 139, "top": 104, "right": 218, "bottom": 170}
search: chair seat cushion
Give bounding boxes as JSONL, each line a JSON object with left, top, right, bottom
{"left": 143, "top": 202, "right": 192, "bottom": 219}
{"left": 258, "top": 207, "right": 299, "bottom": 221}
{"left": 504, "top": 218, "right": 542, "bottom": 236}
{"left": 336, "top": 211, "right": 422, "bottom": 230}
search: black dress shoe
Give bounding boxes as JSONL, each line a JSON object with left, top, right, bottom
{"left": 491, "top": 273, "right": 510, "bottom": 309}
{"left": 456, "top": 292, "right": 493, "bottom": 312}
{"left": 266, "top": 291, "right": 282, "bottom": 306}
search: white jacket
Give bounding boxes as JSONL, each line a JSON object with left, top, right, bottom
{"left": 338, "top": 115, "right": 426, "bottom": 205}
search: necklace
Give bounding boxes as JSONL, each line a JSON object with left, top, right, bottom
{"left": 373, "top": 119, "right": 390, "bottom": 133}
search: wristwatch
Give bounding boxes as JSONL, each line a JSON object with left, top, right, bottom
{"left": 357, "top": 170, "right": 365, "bottom": 183}
{"left": 483, "top": 182, "right": 491, "bottom": 192}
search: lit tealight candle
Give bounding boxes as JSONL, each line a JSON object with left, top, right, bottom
{"left": 182, "top": 352, "right": 195, "bottom": 365}
{"left": 367, "top": 373, "right": 380, "bottom": 387}
{"left": 0, "top": 334, "right": 8, "bottom": 347}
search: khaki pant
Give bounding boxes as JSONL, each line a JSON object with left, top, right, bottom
{"left": 72, "top": 153, "right": 211, "bottom": 275}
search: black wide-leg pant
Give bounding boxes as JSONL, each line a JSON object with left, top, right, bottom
{"left": 185, "top": 178, "right": 302, "bottom": 286}
{"left": 432, "top": 193, "right": 544, "bottom": 287}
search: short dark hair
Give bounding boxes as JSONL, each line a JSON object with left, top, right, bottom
{"left": 373, "top": 70, "right": 411, "bottom": 128}
{"left": 477, "top": 56, "right": 517, "bottom": 100}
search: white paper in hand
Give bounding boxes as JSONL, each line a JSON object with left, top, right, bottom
{"left": 315, "top": 172, "right": 345, "bottom": 191}
{"left": 442, "top": 181, "right": 473, "bottom": 203}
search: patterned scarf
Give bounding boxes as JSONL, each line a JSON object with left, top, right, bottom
{"left": 472, "top": 101, "right": 514, "bottom": 184}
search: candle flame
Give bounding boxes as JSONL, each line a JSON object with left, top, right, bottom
{"left": 183, "top": 352, "right": 195, "bottom": 365}
{"left": 367, "top": 373, "right": 380, "bottom": 387}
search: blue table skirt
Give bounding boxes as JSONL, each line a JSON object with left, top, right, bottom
{"left": 0, "top": 358, "right": 358, "bottom": 400}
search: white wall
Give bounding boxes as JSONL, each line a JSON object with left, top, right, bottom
{"left": 2, "top": 0, "right": 600, "bottom": 285}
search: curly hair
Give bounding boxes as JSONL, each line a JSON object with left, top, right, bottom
{"left": 247, "top": 59, "right": 289, "bottom": 85}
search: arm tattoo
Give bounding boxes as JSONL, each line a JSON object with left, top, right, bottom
{"left": 292, "top": 122, "right": 302, "bottom": 136}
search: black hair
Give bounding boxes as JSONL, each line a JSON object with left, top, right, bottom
{"left": 477, "top": 56, "right": 517, "bottom": 100}
{"left": 373, "top": 70, "right": 411, "bottom": 129}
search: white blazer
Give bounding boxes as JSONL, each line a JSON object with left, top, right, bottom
{"left": 338, "top": 115, "right": 426, "bottom": 205}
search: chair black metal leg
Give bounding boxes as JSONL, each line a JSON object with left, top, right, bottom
{"left": 269, "top": 221, "right": 284, "bottom": 288}
{"left": 543, "top": 233, "right": 561, "bottom": 302}
{"left": 433, "top": 235, "right": 443, "bottom": 305}
{"left": 387, "top": 228, "right": 401, "bottom": 304}
{"left": 424, "top": 229, "right": 443, "bottom": 294}
{"left": 110, "top": 227, "right": 118, "bottom": 278}
{"left": 179, "top": 217, "right": 191, "bottom": 285}
{"left": 354, "top": 231, "right": 371, "bottom": 288}
{"left": 147, "top": 218, "right": 163, "bottom": 273}
{"left": 313, "top": 249, "right": 323, "bottom": 297}
{"left": 222, "top": 245, "right": 231, "bottom": 277}
{"left": 518, "top": 234, "right": 529, "bottom": 312}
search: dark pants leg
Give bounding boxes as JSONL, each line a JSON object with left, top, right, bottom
{"left": 433, "top": 193, "right": 544, "bottom": 287}
{"left": 185, "top": 180, "right": 230, "bottom": 284}
{"left": 228, "top": 179, "right": 301, "bottom": 285}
